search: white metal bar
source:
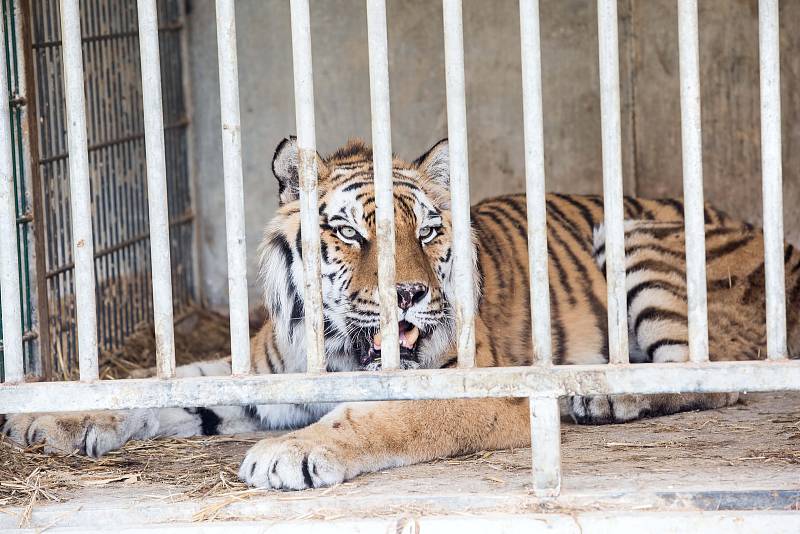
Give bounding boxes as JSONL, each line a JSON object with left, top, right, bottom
{"left": 529, "top": 396, "right": 561, "bottom": 497}
{"left": 1, "top": 360, "right": 799, "bottom": 414}
{"left": 290, "top": 0, "right": 326, "bottom": 374}
{"left": 366, "top": 0, "right": 400, "bottom": 371}
{"left": 0, "top": 16, "right": 23, "bottom": 383}
{"left": 519, "top": 0, "right": 552, "bottom": 366}
{"left": 179, "top": 0, "right": 204, "bottom": 314}
{"left": 442, "top": 0, "right": 476, "bottom": 368}
{"left": 216, "top": 0, "right": 252, "bottom": 375}
{"left": 138, "top": 0, "right": 177, "bottom": 379}
{"left": 758, "top": 0, "right": 788, "bottom": 361}
{"left": 60, "top": 0, "right": 98, "bottom": 381}
{"left": 5, "top": 512, "right": 800, "bottom": 534}
{"left": 677, "top": 0, "right": 710, "bottom": 364}
{"left": 596, "top": 0, "right": 629, "bottom": 365}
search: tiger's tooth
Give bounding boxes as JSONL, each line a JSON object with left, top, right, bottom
{"left": 406, "top": 326, "right": 420, "bottom": 347}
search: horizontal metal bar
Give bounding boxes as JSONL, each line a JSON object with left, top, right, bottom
{"left": 1, "top": 360, "right": 798, "bottom": 413}
{"left": 44, "top": 211, "right": 195, "bottom": 279}
{"left": 16, "top": 211, "right": 33, "bottom": 224}
{"left": 31, "top": 23, "right": 184, "bottom": 49}
{"left": 38, "top": 118, "right": 189, "bottom": 165}
{"left": 6, "top": 512, "right": 800, "bottom": 534}
{"left": 677, "top": 0, "right": 710, "bottom": 363}
{"left": 44, "top": 220, "right": 194, "bottom": 278}
{"left": 0, "top": 330, "right": 39, "bottom": 352}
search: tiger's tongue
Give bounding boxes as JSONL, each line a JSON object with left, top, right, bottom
{"left": 373, "top": 323, "right": 420, "bottom": 350}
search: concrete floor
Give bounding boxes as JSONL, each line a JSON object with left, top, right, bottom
{"left": 1, "top": 392, "right": 798, "bottom": 531}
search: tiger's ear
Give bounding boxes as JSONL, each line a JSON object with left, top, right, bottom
{"left": 272, "top": 137, "right": 327, "bottom": 205}
{"left": 413, "top": 138, "right": 449, "bottom": 187}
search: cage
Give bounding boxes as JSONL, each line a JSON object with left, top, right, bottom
{"left": 0, "top": 0, "right": 799, "bottom": 531}
{"left": 0, "top": 0, "right": 196, "bottom": 381}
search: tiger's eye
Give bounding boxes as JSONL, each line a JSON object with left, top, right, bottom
{"left": 338, "top": 226, "right": 358, "bottom": 240}
{"left": 419, "top": 226, "right": 436, "bottom": 241}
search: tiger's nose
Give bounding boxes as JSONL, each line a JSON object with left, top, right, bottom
{"left": 397, "top": 283, "right": 428, "bottom": 310}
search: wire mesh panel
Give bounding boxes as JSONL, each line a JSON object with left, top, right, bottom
{"left": 0, "top": 0, "right": 38, "bottom": 380}
{"left": 27, "top": 0, "right": 194, "bottom": 379}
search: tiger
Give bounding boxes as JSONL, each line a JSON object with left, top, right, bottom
{"left": 4, "top": 138, "right": 799, "bottom": 490}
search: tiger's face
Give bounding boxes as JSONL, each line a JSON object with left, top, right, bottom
{"left": 259, "top": 138, "right": 475, "bottom": 372}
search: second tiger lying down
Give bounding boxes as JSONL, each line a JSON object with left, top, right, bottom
{"left": 4, "top": 138, "right": 799, "bottom": 490}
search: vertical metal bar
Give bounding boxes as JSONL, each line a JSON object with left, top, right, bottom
{"left": 677, "top": 0, "right": 709, "bottom": 363}
{"left": 177, "top": 0, "right": 203, "bottom": 309}
{"left": 290, "top": 0, "right": 326, "bottom": 374}
{"left": 442, "top": 0, "right": 476, "bottom": 368}
{"left": 597, "top": 0, "right": 629, "bottom": 365}
{"left": 366, "top": 0, "right": 399, "bottom": 370}
{"left": 137, "top": 0, "right": 176, "bottom": 379}
{"left": 18, "top": 0, "right": 52, "bottom": 380}
{"left": 529, "top": 396, "right": 561, "bottom": 497}
{"left": 759, "top": 0, "right": 788, "bottom": 361}
{"left": 215, "top": 0, "right": 252, "bottom": 374}
{"left": 0, "top": 15, "right": 23, "bottom": 382}
{"left": 60, "top": 0, "right": 98, "bottom": 381}
{"left": 519, "top": 0, "right": 552, "bottom": 366}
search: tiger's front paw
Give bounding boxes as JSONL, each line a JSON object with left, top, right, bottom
{"left": 239, "top": 434, "right": 348, "bottom": 490}
{"left": 2, "top": 409, "right": 158, "bottom": 457}
{"left": 568, "top": 394, "right": 648, "bottom": 424}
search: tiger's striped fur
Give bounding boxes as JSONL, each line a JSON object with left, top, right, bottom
{"left": 5, "top": 138, "right": 798, "bottom": 491}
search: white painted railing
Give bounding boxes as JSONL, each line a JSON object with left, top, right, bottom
{"left": 290, "top": 0, "right": 326, "bottom": 375}
{"left": 139, "top": 0, "right": 177, "bottom": 379}
{"left": 60, "top": 0, "right": 99, "bottom": 382}
{"left": 677, "top": 0, "right": 710, "bottom": 363}
{"left": 758, "top": 0, "right": 788, "bottom": 361}
{"left": 0, "top": 4, "right": 23, "bottom": 384}
{"left": 443, "top": 0, "right": 477, "bottom": 369}
{"left": 367, "top": 0, "right": 401, "bottom": 370}
{"left": 597, "top": 0, "right": 630, "bottom": 366}
{"left": 216, "top": 0, "right": 252, "bottom": 376}
{"left": 1, "top": 0, "right": 798, "bottom": 499}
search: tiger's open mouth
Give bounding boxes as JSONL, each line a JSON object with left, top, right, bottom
{"left": 358, "top": 320, "right": 422, "bottom": 367}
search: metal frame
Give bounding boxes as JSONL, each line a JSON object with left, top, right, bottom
{"left": 59, "top": 0, "right": 99, "bottom": 381}
{"left": 1, "top": 0, "right": 798, "bottom": 499}
{"left": 290, "top": 0, "right": 326, "bottom": 375}
{"left": 18, "top": 0, "right": 196, "bottom": 379}
{"left": 138, "top": 0, "right": 177, "bottom": 379}
{"left": 0, "top": 1, "right": 23, "bottom": 382}
{"left": 18, "top": 0, "right": 52, "bottom": 380}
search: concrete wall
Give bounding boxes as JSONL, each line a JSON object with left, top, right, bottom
{"left": 187, "top": 0, "right": 800, "bottom": 310}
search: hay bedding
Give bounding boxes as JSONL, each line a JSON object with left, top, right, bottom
{"left": 90, "top": 308, "right": 245, "bottom": 380}
{"left": 1, "top": 309, "right": 262, "bottom": 511}
{"left": 0, "top": 434, "right": 257, "bottom": 511}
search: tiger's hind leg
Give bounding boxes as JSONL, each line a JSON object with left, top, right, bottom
{"left": 568, "top": 221, "right": 741, "bottom": 425}
{"left": 568, "top": 392, "right": 739, "bottom": 424}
